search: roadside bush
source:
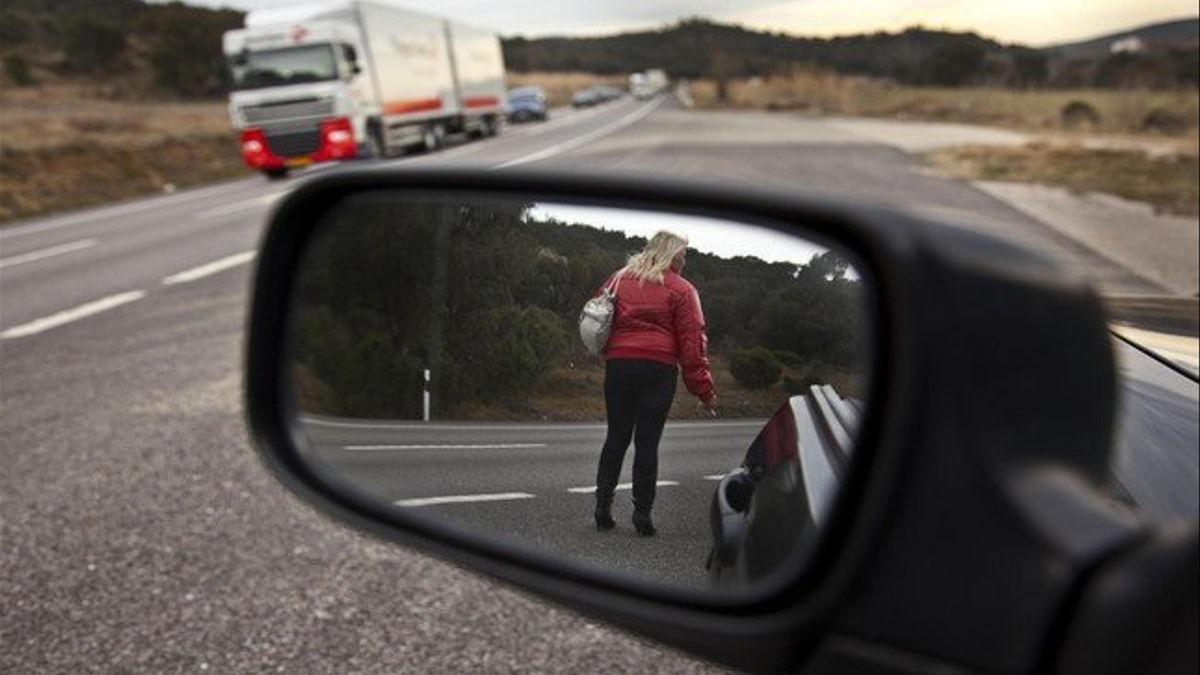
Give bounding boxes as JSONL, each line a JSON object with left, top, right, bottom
{"left": 145, "top": 6, "right": 243, "bottom": 97}
{"left": 64, "top": 17, "right": 126, "bottom": 70}
{"left": 454, "top": 305, "right": 568, "bottom": 401}
{"left": 0, "top": 11, "right": 31, "bottom": 45}
{"left": 782, "top": 374, "right": 821, "bottom": 396}
{"left": 4, "top": 54, "right": 35, "bottom": 85}
{"left": 1142, "top": 108, "right": 1189, "bottom": 135}
{"left": 1060, "top": 100, "right": 1100, "bottom": 129}
{"left": 729, "top": 347, "right": 782, "bottom": 389}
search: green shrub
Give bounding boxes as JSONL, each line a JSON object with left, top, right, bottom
{"left": 782, "top": 374, "right": 821, "bottom": 396}
{"left": 729, "top": 347, "right": 782, "bottom": 389}
{"left": 454, "top": 305, "right": 568, "bottom": 400}
{"left": 64, "top": 17, "right": 126, "bottom": 70}
{"left": 4, "top": 54, "right": 35, "bottom": 85}
{"left": 0, "top": 11, "right": 31, "bottom": 45}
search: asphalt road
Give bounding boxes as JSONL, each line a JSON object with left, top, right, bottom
{"left": 300, "top": 417, "right": 767, "bottom": 590}
{"left": 1, "top": 93, "right": 1196, "bottom": 673}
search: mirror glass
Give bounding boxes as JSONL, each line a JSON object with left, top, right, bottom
{"left": 288, "top": 192, "right": 873, "bottom": 595}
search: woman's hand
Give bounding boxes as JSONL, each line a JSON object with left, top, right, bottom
{"left": 700, "top": 396, "right": 717, "bottom": 418}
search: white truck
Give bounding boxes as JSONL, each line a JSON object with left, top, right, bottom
{"left": 223, "top": 0, "right": 506, "bottom": 177}
{"left": 630, "top": 69, "right": 669, "bottom": 99}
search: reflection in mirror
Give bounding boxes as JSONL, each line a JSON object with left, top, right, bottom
{"left": 289, "top": 193, "right": 873, "bottom": 594}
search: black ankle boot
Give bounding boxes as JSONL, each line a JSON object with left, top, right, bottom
{"left": 594, "top": 495, "right": 615, "bottom": 531}
{"left": 632, "top": 511, "right": 656, "bottom": 537}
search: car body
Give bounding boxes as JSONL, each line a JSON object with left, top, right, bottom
{"left": 571, "top": 88, "right": 601, "bottom": 108}
{"left": 710, "top": 338, "right": 1199, "bottom": 587}
{"left": 506, "top": 86, "right": 548, "bottom": 122}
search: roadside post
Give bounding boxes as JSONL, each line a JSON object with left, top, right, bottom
{"left": 423, "top": 369, "right": 431, "bottom": 422}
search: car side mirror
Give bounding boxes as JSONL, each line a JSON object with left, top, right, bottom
{"left": 245, "top": 168, "right": 1140, "bottom": 673}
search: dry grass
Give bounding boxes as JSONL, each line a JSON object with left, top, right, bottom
{"left": 0, "top": 85, "right": 244, "bottom": 222}
{"left": 687, "top": 68, "right": 1200, "bottom": 137}
{"left": 505, "top": 71, "right": 626, "bottom": 108}
{"left": 444, "top": 354, "right": 866, "bottom": 423}
{"left": 927, "top": 141, "right": 1200, "bottom": 216}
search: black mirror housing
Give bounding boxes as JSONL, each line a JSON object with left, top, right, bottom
{"left": 245, "top": 167, "right": 1139, "bottom": 673}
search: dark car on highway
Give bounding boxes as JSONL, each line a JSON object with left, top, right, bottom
{"left": 506, "top": 86, "right": 548, "bottom": 122}
{"left": 571, "top": 87, "right": 602, "bottom": 108}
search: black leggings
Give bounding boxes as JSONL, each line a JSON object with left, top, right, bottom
{"left": 595, "top": 359, "right": 678, "bottom": 513}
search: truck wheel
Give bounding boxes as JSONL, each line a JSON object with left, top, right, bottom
{"left": 420, "top": 125, "right": 442, "bottom": 153}
{"left": 367, "top": 124, "right": 388, "bottom": 159}
{"left": 264, "top": 168, "right": 288, "bottom": 180}
{"left": 482, "top": 115, "right": 499, "bottom": 137}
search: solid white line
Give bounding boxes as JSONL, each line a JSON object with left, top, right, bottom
{"left": 162, "top": 251, "right": 256, "bottom": 285}
{"left": 0, "top": 238, "right": 97, "bottom": 270}
{"left": 494, "top": 96, "right": 665, "bottom": 169}
{"left": 300, "top": 416, "right": 764, "bottom": 431}
{"left": 193, "top": 194, "right": 281, "bottom": 221}
{"left": 1, "top": 290, "right": 146, "bottom": 340}
{"left": 345, "top": 443, "right": 547, "bottom": 451}
{"left": 567, "top": 480, "right": 680, "bottom": 494}
{"left": 394, "top": 492, "right": 535, "bottom": 507}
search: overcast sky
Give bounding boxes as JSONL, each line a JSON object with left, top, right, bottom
{"left": 175, "top": 0, "right": 1196, "bottom": 45}
{"left": 527, "top": 203, "right": 833, "bottom": 269}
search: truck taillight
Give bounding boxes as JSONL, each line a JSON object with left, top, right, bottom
{"left": 316, "top": 117, "right": 357, "bottom": 160}
{"left": 239, "top": 128, "right": 277, "bottom": 169}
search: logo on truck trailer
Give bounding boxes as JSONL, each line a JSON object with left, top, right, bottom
{"left": 388, "top": 34, "right": 440, "bottom": 59}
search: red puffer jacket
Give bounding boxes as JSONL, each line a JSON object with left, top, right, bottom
{"left": 601, "top": 270, "right": 716, "bottom": 403}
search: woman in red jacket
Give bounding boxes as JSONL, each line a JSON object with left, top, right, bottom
{"left": 594, "top": 230, "right": 717, "bottom": 536}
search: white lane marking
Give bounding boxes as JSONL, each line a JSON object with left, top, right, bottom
{"left": 345, "top": 443, "right": 546, "bottom": 451}
{"left": 494, "top": 96, "right": 665, "bottom": 169}
{"left": 162, "top": 251, "right": 256, "bottom": 285}
{"left": 1, "top": 290, "right": 146, "bottom": 340}
{"left": 0, "top": 238, "right": 97, "bottom": 270}
{"left": 567, "top": 481, "right": 680, "bottom": 494}
{"left": 703, "top": 474, "right": 727, "bottom": 481}
{"left": 301, "top": 416, "right": 764, "bottom": 431}
{"left": 395, "top": 492, "right": 535, "bottom": 507}
{"left": 193, "top": 194, "right": 281, "bottom": 221}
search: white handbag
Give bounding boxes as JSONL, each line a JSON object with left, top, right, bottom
{"left": 579, "top": 273, "right": 623, "bottom": 356}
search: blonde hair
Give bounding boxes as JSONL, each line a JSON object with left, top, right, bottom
{"left": 622, "top": 230, "right": 688, "bottom": 284}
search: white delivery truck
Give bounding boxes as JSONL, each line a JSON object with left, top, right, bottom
{"left": 629, "top": 68, "right": 669, "bottom": 99}
{"left": 223, "top": 0, "right": 506, "bottom": 177}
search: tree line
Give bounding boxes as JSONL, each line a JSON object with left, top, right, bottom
{"left": 292, "top": 199, "right": 868, "bottom": 419}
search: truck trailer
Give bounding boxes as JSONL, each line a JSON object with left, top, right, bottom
{"left": 223, "top": 0, "right": 506, "bottom": 177}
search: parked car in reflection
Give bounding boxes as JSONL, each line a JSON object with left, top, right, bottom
{"left": 708, "top": 385, "right": 861, "bottom": 585}
{"left": 506, "top": 86, "right": 548, "bottom": 122}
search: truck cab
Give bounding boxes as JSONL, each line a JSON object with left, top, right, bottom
{"left": 225, "top": 20, "right": 371, "bottom": 177}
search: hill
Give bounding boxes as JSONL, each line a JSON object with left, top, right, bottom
{"left": 503, "top": 18, "right": 1018, "bottom": 86}
{"left": 1046, "top": 17, "right": 1200, "bottom": 60}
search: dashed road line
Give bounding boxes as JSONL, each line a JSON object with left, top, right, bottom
{"left": 494, "top": 96, "right": 664, "bottom": 169}
{"left": 394, "top": 492, "right": 536, "bottom": 507}
{"left": 703, "top": 474, "right": 727, "bottom": 481}
{"left": 567, "top": 480, "right": 680, "bottom": 494}
{"left": 0, "top": 239, "right": 97, "bottom": 270}
{"left": 193, "top": 194, "right": 281, "bottom": 221}
{"left": 1, "top": 290, "right": 146, "bottom": 340}
{"left": 162, "top": 251, "right": 256, "bottom": 285}
{"left": 346, "top": 443, "right": 547, "bottom": 451}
